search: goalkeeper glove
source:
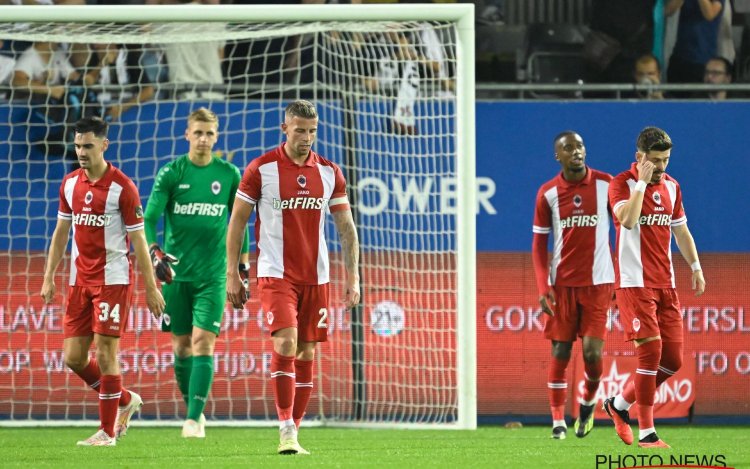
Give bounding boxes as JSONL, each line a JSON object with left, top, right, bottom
{"left": 150, "top": 245, "right": 179, "bottom": 284}
{"left": 239, "top": 262, "right": 251, "bottom": 300}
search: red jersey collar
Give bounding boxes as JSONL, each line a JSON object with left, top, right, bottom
{"left": 556, "top": 165, "right": 593, "bottom": 187}
{"left": 79, "top": 162, "right": 114, "bottom": 186}
{"left": 279, "top": 143, "right": 318, "bottom": 167}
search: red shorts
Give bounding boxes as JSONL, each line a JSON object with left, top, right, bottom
{"left": 615, "top": 287, "right": 683, "bottom": 342}
{"left": 543, "top": 284, "right": 612, "bottom": 342}
{"left": 64, "top": 284, "right": 132, "bottom": 338}
{"left": 258, "top": 277, "right": 330, "bottom": 343}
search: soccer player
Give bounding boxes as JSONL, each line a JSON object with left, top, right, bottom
{"left": 225, "top": 100, "right": 360, "bottom": 455}
{"left": 143, "top": 107, "right": 250, "bottom": 438}
{"left": 604, "top": 127, "right": 705, "bottom": 448}
{"left": 40, "top": 116, "right": 165, "bottom": 446}
{"left": 532, "top": 131, "right": 615, "bottom": 440}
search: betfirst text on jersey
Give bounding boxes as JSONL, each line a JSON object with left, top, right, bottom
{"left": 272, "top": 197, "right": 326, "bottom": 210}
{"left": 172, "top": 201, "right": 227, "bottom": 216}
{"left": 72, "top": 213, "right": 114, "bottom": 227}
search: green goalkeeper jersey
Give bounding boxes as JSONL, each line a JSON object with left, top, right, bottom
{"left": 144, "top": 154, "right": 248, "bottom": 283}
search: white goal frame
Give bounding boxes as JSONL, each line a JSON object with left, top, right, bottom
{"left": 0, "top": 3, "right": 476, "bottom": 430}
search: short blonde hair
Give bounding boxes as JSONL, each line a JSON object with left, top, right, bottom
{"left": 188, "top": 107, "right": 219, "bottom": 127}
{"left": 285, "top": 100, "right": 318, "bottom": 120}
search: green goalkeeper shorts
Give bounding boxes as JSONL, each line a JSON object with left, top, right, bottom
{"left": 161, "top": 279, "right": 225, "bottom": 336}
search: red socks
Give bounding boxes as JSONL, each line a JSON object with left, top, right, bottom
{"left": 548, "top": 357, "right": 569, "bottom": 421}
{"left": 271, "top": 351, "right": 296, "bottom": 422}
{"left": 582, "top": 359, "right": 602, "bottom": 403}
{"left": 634, "top": 340, "right": 662, "bottom": 431}
{"left": 622, "top": 341, "right": 682, "bottom": 404}
{"left": 99, "top": 375, "right": 122, "bottom": 437}
{"left": 72, "top": 358, "right": 131, "bottom": 407}
{"left": 293, "top": 359, "right": 314, "bottom": 429}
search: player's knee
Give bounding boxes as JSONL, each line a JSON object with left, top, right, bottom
{"left": 274, "top": 336, "right": 297, "bottom": 356}
{"left": 582, "top": 348, "right": 602, "bottom": 364}
{"left": 64, "top": 355, "right": 87, "bottom": 372}
{"left": 636, "top": 339, "right": 662, "bottom": 367}
{"left": 551, "top": 341, "right": 572, "bottom": 360}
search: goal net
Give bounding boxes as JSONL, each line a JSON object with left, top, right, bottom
{"left": 0, "top": 4, "right": 475, "bottom": 429}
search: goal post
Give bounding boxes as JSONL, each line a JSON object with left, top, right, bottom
{"left": 0, "top": 4, "right": 476, "bottom": 429}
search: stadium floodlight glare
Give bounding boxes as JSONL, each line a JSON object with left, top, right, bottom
{"left": 0, "top": 3, "right": 476, "bottom": 430}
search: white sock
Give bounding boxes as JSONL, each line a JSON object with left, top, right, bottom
{"left": 614, "top": 394, "right": 633, "bottom": 411}
{"left": 552, "top": 419, "right": 566, "bottom": 428}
{"left": 639, "top": 427, "right": 656, "bottom": 440}
{"left": 279, "top": 419, "right": 294, "bottom": 430}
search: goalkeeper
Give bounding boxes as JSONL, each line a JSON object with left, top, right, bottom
{"left": 144, "top": 107, "right": 249, "bottom": 438}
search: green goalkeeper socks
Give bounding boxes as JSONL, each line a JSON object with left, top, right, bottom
{"left": 174, "top": 355, "right": 193, "bottom": 407}
{"left": 187, "top": 355, "right": 214, "bottom": 421}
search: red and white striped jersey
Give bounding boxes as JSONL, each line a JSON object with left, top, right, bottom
{"left": 609, "top": 163, "right": 687, "bottom": 288}
{"left": 57, "top": 163, "right": 144, "bottom": 286}
{"left": 237, "top": 144, "right": 350, "bottom": 285}
{"left": 532, "top": 167, "right": 614, "bottom": 287}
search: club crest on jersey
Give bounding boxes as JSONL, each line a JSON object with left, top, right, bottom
{"left": 297, "top": 174, "right": 307, "bottom": 188}
{"left": 211, "top": 181, "right": 221, "bottom": 195}
{"left": 573, "top": 194, "right": 582, "bottom": 208}
{"left": 266, "top": 311, "right": 274, "bottom": 325}
{"left": 633, "top": 318, "right": 641, "bottom": 332}
{"left": 652, "top": 191, "right": 661, "bottom": 205}
{"left": 84, "top": 191, "right": 93, "bottom": 205}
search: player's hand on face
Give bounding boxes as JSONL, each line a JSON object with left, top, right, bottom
{"left": 637, "top": 156, "right": 655, "bottom": 183}
{"left": 539, "top": 289, "right": 556, "bottom": 316}
{"left": 692, "top": 270, "right": 706, "bottom": 296}
{"left": 40, "top": 278, "right": 55, "bottom": 304}
{"left": 343, "top": 282, "right": 361, "bottom": 310}
{"left": 147, "top": 288, "right": 165, "bottom": 319}
{"left": 226, "top": 272, "right": 247, "bottom": 309}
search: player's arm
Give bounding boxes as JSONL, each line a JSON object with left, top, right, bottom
{"left": 532, "top": 188, "right": 554, "bottom": 315}
{"left": 614, "top": 160, "right": 654, "bottom": 229}
{"left": 228, "top": 165, "right": 252, "bottom": 293}
{"left": 130, "top": 228, "right": 166, "bottom": 317}
{"left": 672, "top": 223, "right": 705, "bottom": 296}
{"left": 144, "top": 167, "right": 179, "bottom": 284}
{"left": 531, "top": 232, "right": 555, "bottom": 316}
{"left": 332, "top": 209, "right": 361, "bottom": 309}
{"left": 226, "top": 197, "right": 254, "bottom": 309}
{"left": 40, "top": 218, "right": 72, "bottom": 304}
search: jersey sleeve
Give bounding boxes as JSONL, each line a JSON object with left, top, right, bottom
{"left": 671, "top": 182, "right": 687, "bottom": 227}
{"left": 236, "top": 159, "right": 262, "bottom": 206}
{"left": 57, "top": 177, "right": 72, "bottom": 221}
{"left": 328, "top": 163, "right": 350, "bottom": 213}
{"left": 144, "top": 164, "right": 174, "bottom": 243}
{"left": 119, "top": 177, "right": 145, "bottom": 232}
{"left": 532, "top": 186, "right": 551, "bottom": 235}
{"left": 609, "top": 174, "right": 632, "bottom": 216}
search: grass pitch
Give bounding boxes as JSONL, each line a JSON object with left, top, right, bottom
{"left": 1, "top": 425, "right": 748, "bottom": 468}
